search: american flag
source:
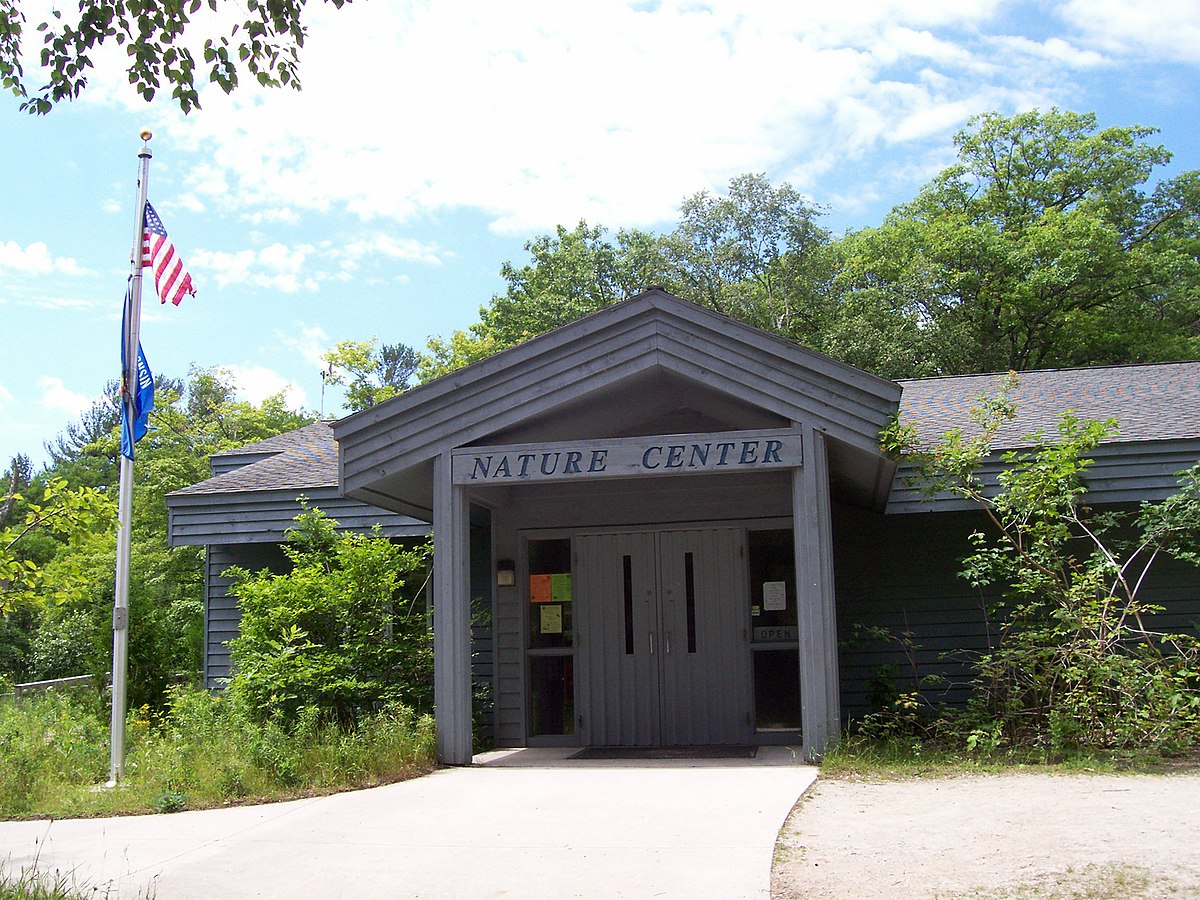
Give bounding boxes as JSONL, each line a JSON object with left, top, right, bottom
{"left": 142, "top": 202, "right": 196, "bottom": 306}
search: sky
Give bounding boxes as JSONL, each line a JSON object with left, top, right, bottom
{"left": 2, "top": 0, "right": 1198, "bottom": 469}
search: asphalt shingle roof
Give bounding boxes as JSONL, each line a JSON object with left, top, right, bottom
{"left": 172, "top": 362, "right": 1200, "bottom": 498}
{"left": 898, "top": 361, "right": 1200, "bottom": 449}
{"left": 173, "top": 421, "right": 340, "bottom": 496}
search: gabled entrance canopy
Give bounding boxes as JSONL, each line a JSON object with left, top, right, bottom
{"left": 333, "top": 290, "right": 903, "bottom": 764}
{"left": 335, "top": 290, "right": 902, "bottom": 515}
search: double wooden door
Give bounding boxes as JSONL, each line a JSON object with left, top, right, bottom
{"left": 575, "top": 528, "right": 751, "bottom": 746}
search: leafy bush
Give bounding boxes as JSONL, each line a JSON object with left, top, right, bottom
{"left": 226, "top": 507, "right": 433, "bottom": 727}
{"left": 889, "top": 381, "right": 1200, "bottom": 756}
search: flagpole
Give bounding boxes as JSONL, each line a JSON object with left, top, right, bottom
{"left": 109, "top": 130, "right": 152, "bottom": 786}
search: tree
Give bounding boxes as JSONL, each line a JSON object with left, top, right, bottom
{"left": 480, "top": 221, "right": 670, "bottom": 349}
{"left": 414, "top": 221, "right": 670, "bottom": 382}
{"left": 322, "top": 338, "right": 418, "bottom": 412}
{"left": 836, "top": 110, "right": 1200, "bottom": 375}
{"left": 1, "top": 0, "right": 352, "bottom": 114}
{"left": 1, "top": 365, "right": 314, "bottom": 706}
{"left": 0, "top": 454, "right": 32, "bottom": 528}
{"left": 0, "top": 477, "right": 114, "bottom": 612}
{"left": 417, "top": 177, "right": 833, "bottom": 380}
{"left": 416, "top": 327, "right": 498, "bottom": 385}
{"left": 889, "top": 379, "right": 1200, "bottom": 753}
{"left": 662, "top": 173, "right": 830, "bottom": 334}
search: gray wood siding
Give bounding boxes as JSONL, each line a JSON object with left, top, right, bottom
{"left": 488, "top": 471, "right": 794, "bottom": 532}
{"left": 209, "top": 451, "right": 275, "bottom": 477}
{"left": 888, "top": 440, "right": 1200, "bottom": 513}
{"left": 469, "top": 516, "right": 495, "bottom": 744}
{"left": 492, "top": 587, "right": 524, "bottom": 746}
{"left": 835, "top": 505, "right": 1200, "bottom": 723}
{"left": 491, "top": 505, "right": 526, "bottom": 747}
{"left": 204, "top": 543, "right": 290, "bottom": 687}
{"left": 170, "top": 488, "right": 429, "bottom": 546}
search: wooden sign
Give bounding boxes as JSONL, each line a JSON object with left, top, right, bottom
{"left": 452, "top": 428, "right": 802, "bottom": 485}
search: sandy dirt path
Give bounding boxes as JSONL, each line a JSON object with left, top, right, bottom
{"left": 772, "top": 772, "right": 1200, "bottom": 899}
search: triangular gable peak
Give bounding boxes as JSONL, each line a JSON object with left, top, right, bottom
{"left": 334, "top": 290, "right": 902, "bottom": 515}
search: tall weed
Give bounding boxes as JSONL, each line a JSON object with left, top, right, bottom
{"left": 0, "top": 689, "right": 107, "bottom": 816}
{"left": 0, "top": 685, "right": 435, "bottom": 820}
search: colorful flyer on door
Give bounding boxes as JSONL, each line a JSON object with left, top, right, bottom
{"left": 529, "top": 574, "right": 552, "bottom": 603}
{"left": 540, "top": 604, "right": 563, "bottom": 634}
{"left": 551, "top": 573, "right": 573, "bottom": 602}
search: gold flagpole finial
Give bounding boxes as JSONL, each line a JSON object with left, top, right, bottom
{"left": 139, "top": 129, "right": 152, "bottom": 142}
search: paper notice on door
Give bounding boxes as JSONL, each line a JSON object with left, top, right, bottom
{"left": 763, "top": 581, "right": 787, "bottom": 611}
{"left": 540, "top": 604, "right": 563, "bottom": 634}
{"left": 550, "top": 573, "right": 572, "bottom": 602}
{"left": 529, "top": 574, "right": 552, "bottom": 603}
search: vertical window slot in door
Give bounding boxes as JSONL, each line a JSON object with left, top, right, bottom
{"left": 623, "top": 555, "right": 634, "bottom": 655}
{"left": 684, "top": 552, "right": 697, "bottom": 653}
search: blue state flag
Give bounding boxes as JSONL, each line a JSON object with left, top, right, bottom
{"left": 120, "top": 288, "right": 155, "bottom": 460}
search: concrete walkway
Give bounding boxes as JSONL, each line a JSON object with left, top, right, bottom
{"left": 0, "top": 747, "right": 816, "bottom": 899}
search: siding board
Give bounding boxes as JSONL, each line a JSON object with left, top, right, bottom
{"left": 835, "top": 504, "right": 1200, "bottom": 723}
{"left": 170, "top": 489, "right": 428, "bottom": 546}
{"left": 888, "top": 441, "right": 1200, "bottom": 513}
{"left": 204, "top": 544, "right": 289, "bottom": 686}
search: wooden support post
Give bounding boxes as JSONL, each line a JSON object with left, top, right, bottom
{"left": 433, "top": 451, "right": 473, "bottom": 765}
{"left": 793, "top": 428, "right": 841, "bottom": 761}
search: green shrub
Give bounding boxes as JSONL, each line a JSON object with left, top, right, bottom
{"left": 225, "top": 507, "right": 433, "bottom": 727}
{"left": 889, "top": 384, "right": 1200, "bottom": 757}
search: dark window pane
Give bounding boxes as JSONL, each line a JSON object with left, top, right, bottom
{"left": 528, "top": 538, "right": 573, "bottom": 649}
{"left": 529, "top": 655, "right": 574, "bottom": 736}
{"left": 754, "top": 648, "right": 800, "bottom": 730}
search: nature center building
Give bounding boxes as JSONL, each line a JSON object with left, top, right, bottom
{"left": 167, "top": 290, "right": 1200, "bottom": 765}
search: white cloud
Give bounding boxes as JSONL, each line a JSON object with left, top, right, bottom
{"left": 175, "top": 193, "right": 207, "bottom": 214}
{"left": 188, "top": 233, "right": 444, "bottom": 293}
{"left": 39, "top": 0, "right": 1184, "bottom": 242}
{"left": 0, "top": 383, "right": 13, "bottom": 410}
{"left": 341, "top": 234, "right": 445, "bottom": 268}
{"left": 0, "top": 241, "right": 92, "bottom": 276}
{"left": 224, "top": 363, "right": 308, "bottom": 408}
{"left": 38, "top": 377, "right": 94, "bottom": 417}
{"left": 29, "top": 295, "right": 105, "bottom": 311}
{"left": 1060, "top": 0, "right": 1200, "bottom": 64}
{"left": 131, "top": 0, "right": 1081, "bottom": 236}
{"left": 993, "top": 35, "right": 1105, "bottom": 68}
{"left": 279, "top": 324, "right": 332, "bottom": 371}
{"left": 188, "top": 244, "right": 319, "bottom": 293}
{"left": 241, "top": 207, "right": 303, "bottom": 226}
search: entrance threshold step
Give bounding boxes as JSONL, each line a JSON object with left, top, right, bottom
{"left": 571, "top": 745, "right": 758, "bottom": 760}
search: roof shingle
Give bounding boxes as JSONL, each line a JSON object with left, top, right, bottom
{"left": 173, "top": 421, "right": 340, "bottom": 495}
{"left": 172, "top": 361, "right": 1200, "bottom": 498}
{"left": 898, "top": 362, "right": 1200, "bottom": 449}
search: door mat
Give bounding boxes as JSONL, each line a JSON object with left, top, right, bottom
{"left": 570, "top": 745, "right": 758, "bottom": 760}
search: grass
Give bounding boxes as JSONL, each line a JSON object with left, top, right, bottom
{"left": 953, "top": 863, "right": 1189, "bottom": 899}
{"left": 819, "top": 733, "right": 1200, "bottom": 781}
{"left": 0, "top": 685, "right": 436, "bottom": 820}
{"left": 0, "top": 864, "right": 156, "bottom": 900}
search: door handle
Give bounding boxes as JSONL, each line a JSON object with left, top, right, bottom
{"left": 649, "top": 631, "right": 656, "bottom": 655}
{"left": 665, "top": 631, "right": 672, "bottom": 655}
